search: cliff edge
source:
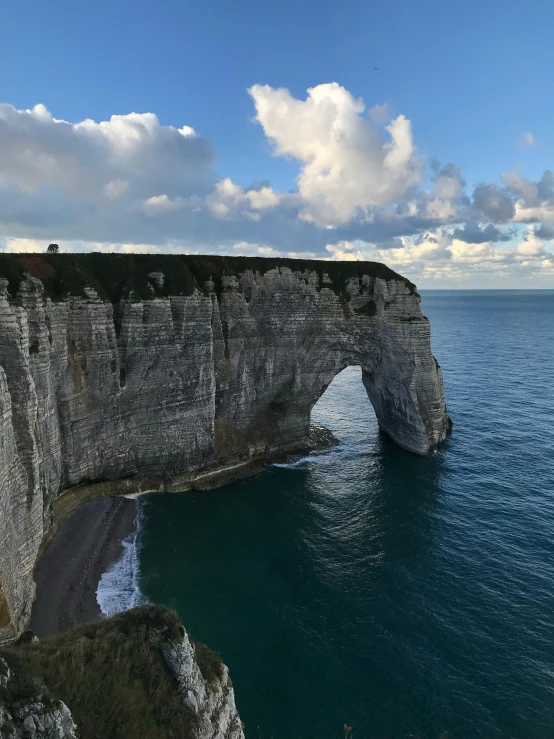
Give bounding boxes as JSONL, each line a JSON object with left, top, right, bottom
{"left": 0, "top": 605, "right": 244, "bottom": 739}
{"left": 0, "top": 254, "right": 451, "bottom": 642}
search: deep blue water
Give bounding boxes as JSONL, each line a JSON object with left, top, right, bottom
{"left": 135, "top": 291, "right": 554, "bottom": 739}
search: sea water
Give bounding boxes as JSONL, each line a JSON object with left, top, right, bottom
{"left": 96, "top": 503, "right": 143, "bottom": 616}
{"left": 98, "top": 291, "right": 554, "bottom": 739}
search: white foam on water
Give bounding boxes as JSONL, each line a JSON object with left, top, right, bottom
{"left": 96, "top": 503, "right": 146, "bottom": 617}
{"left": 271, "top": 444, "right": 354, "bottom": 469}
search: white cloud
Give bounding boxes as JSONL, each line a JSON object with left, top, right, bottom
{"left": 424, "top": 199, "right": 458, "bottom": 220}
{"left": 4, "top": 237, "right": 44, "bottom": 253}
{"left": 369, "top": 103, "right": 392, "bottom": 123}
{"left": 248, "top": 82, "right": 423, "bottom": 226}
{"left": 0, "top": 103, "right": 216, "bottom": 201}
{"left": 142, "top": 194, "right": 184, "bottom": 216}
{"left": 432, "top": 165, "right": 464, "bottom": 200}
{"left": 514, "top": 202, "right": 554, "bottom": 223}
{"left": 1, "top": 88, "right": 554, "bottom": 287}
{"left": 497, "top": 170, "right": 554, "bottom": 225}
{"left": 519, "top": 131, "right": 535, "bottom": 147}
{"left": 325, "top": 242, "right": 368, "bottom": 261}
{"left": 323, "top": 225, "right": 554, "bottom": 286}
{"left": 207, "top": 178, "right": 282, "bottom": 217}
{"left": 104, "top": 178, "right": 128, "bottom": 199}
{"left": 502, "top": 171, "right": 538, "bottom": 205}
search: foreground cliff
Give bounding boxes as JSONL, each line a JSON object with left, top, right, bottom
{"left": 0, "top": 254, "right": 450, "bottom": 642}
{"left": 0, "top": 605, "right": 244, "bottom": 739}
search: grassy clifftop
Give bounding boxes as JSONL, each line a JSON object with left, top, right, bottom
{"left": 0, "top": 253, "right": 415, "bottom": 302}
{"left": 0, "top": 605, "right": 224, "bottom": 739}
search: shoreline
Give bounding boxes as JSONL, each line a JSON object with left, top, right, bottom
{"left": 43, "top": 425, "right": 338, "bottom": 554}
{"left": 29, "top": 496, "right": 137, "bottom": 639}
{"left": 28, "top": 426, "right": 337, "bottom": 639}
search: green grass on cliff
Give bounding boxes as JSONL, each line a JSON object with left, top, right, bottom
{"left": 0, "top": 252, "right": 415, "bottom": 302}
{"left": 0, "top": 604, "right": 224, "bottom": 739}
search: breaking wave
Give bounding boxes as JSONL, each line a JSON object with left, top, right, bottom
{"left": 96, "top": 502, "right": 146, "bottom": 617}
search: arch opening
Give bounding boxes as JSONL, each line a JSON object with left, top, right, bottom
{"left": 310, "top": 365, "right": 378, "bottom": 448}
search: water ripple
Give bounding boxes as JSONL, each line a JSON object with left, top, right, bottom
{"left": 135, "top": 290, "right": 554, "bottom": 739}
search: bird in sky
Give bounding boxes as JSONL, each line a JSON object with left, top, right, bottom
{"left": 374, "top": 67, "right": 379, "bottom": 70}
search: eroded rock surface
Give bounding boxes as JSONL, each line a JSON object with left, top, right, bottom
{"left": 0, "top": 606, "right": 244, "bottom": 739}
{"left": 0, "top": 657, "right": 77, "bottom": 739}
{"left": 0, "top": 256, "right": 450, "bottom": 641}
{"left": 163, "top": 627, "right": 243, "bottom": 739}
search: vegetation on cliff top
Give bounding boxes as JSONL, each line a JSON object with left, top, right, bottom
{"left": 0, "top": 604, "right": 223, "bottom": 739}
{"left": 0, "top": 252, "right": 415, "bottom": 302}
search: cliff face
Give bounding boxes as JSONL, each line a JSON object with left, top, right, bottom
{"left": 0, "top": 654, "right": 77, "bottom": 739}
{"left": 0, "top": 605, "right": 244, "bottom": 739}
{"left": 0, "top": 255, "right": 450, "bottom": 642}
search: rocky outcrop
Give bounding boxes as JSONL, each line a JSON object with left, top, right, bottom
{"left": 0, "top": 255, "right": 450, "bottom": 642}
{"left": 0, "top": 657, "right": 78, "bottom": 738}
{"left": 163, "top": 626, "right": 243, "bottom": 739}
{"left": 0, "top": 606, "right": 244, "bottom": 739}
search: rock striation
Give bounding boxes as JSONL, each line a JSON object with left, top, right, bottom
{"left": 0, "top": 254, "right": 451, "bottom": 643}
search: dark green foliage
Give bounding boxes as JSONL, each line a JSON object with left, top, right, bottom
{"left": 14, "top": 631, "right": 38, "bottom": 645}
{"left": 0, "top": 605, "right": 211, "bottom": 739}
{"left": 83, "top": 253, "right": 196, "bottom": 301}
{"left": 0, "top": 254, "right": 27, "bottom": 298}
{"left": 194, "top": 642, "right": 224, "bottom": 687}
{"left": 353, "top": 299, "right": 377, "bottom": 316}
{"left": 181, "top": 254, "right": 415, "bottom": 297}
{"left": 0, "top": 253, "right": 415, "bottom": 303}
{"left": 0, "top": 654, "right": 45, "bottom": 706}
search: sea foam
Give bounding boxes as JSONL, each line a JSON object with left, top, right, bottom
{"left": 96, "top": 503, "right": 145, "bottom": 617}
{"left": 271, "top": 444, "right": 354, "bottom": 469}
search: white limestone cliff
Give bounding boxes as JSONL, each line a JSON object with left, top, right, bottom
{"left": 163, "top": 627, "right": 243, "bottom": 739}
{"left": 0, "top": 261, "right": 450, "bottom": 643}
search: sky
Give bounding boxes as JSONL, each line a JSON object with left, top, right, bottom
{"left": 2, "top": 0, "right": 554, "bottom": 288}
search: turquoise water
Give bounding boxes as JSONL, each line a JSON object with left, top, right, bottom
{"left": 135, "top": 291, "right": 554, "bottom": 739}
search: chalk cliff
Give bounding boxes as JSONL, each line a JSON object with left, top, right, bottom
{"left": 0, "top": 605, "right": 244, "bottom": 739}
{"left": 0, "top": 254, "right": 451, "bottom": 643}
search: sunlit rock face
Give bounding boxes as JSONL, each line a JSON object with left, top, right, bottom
{"left": 0, "top": 257, "right": 450, "bottom": 641}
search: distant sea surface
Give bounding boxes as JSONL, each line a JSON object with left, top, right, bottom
{"left": 102, "top": 290, "right": 554, "bottom": 739}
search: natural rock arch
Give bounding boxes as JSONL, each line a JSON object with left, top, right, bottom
{"left": 0, "top": 255, "right": 451, "bottom": 642}
{"left": 212, "top": 270, "right": 450, "bottom": 460}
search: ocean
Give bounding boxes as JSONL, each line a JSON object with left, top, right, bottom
{"left": 97, "top": 290, "right": 554, "bottom": 739}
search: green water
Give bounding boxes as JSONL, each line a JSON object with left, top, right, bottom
{"left": 133, "top": 291, "right": 554, "bottom": 739}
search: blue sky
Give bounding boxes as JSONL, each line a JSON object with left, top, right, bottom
{"left": 2, "top": 0, "right": 554, "bottom": 287}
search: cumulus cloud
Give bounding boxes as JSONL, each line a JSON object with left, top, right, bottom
{"left": 369, "top": 103, "right": 392, "bottom": 123}
{"left": 472, "top": 183, "right": 515, "bottom": 223}
{"left": 248, "top": 82, "right": 423, "bottom": 226}
{"left": 1, "top": 87, "right": 554, "bottom": 286}
{"left": 537, "top": 171, "right": 554, "bottom": 200}
{"left": 431, "top": 161, "right": 466, "bottom": 201}
{"left": 535, "top": 223, "right": 554, "bottom": 240}
{"left": 498, "top": 170, "right": 554, "bottom": 224}
{"left": 0, "top": 103, "right": 217, "bottom": 201}
{"left": 452, "top": 221, "right": 512, "bottom": 244}
{"left": 207, "top": 178, "right": 285, "bottom": 219}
